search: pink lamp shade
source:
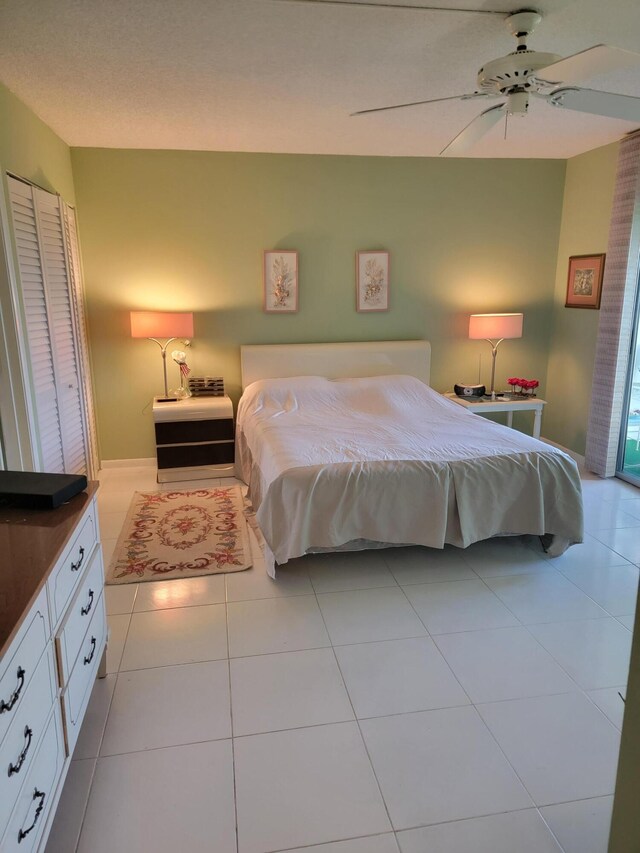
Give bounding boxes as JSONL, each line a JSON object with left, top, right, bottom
{"left": 468, "top": 313, "right": 523, "bottom": 341}
{"left": 130, "top": 311, "right": 194, "bottom": 339}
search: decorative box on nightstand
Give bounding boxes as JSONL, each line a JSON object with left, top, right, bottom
{"left": 152, "top": 396, "right": 235, "bottom": 483}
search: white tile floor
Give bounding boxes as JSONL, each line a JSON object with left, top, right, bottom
{"left": 44, "top": 464, "right": 639, "bottom": 853}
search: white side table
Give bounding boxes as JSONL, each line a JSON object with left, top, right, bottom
{"left": 443, "top": 392, "right": 547, "bottom": 439}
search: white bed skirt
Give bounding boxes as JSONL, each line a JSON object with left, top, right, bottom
{"left": 239, "top": 445, "right": 581, "bottom": 578}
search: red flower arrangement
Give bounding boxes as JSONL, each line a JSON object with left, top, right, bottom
{"left": 507, "top": 377, "right": 539, "bottom": 397}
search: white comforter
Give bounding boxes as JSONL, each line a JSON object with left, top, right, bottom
{"left": 236, "top": 375, "right": 583, "bottom": 572}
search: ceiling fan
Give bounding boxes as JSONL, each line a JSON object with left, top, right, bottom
{"left": 276, "top": 0, "right": 640, "bottom": 155}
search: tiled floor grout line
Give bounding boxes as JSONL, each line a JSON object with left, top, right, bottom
{"left": 307, "top": 560, "right": 605, "bottom": 850}
{"left": 446, "top": 565, "right": 630, "bottom": 730}
{"left": 381, "top": 565, "right": 481, "bottom": 714}
{"left": 535, "top": 805, "right": 571, "bottom": 853}
{"left": 468, "top": 566, "right": 632, "bottom": 724}
{"left": 515, "top": 616, "right": 628, "bottom": 713}
{"left": 549, "top": 562, "right": 637, "bottom": 615}
{"left": 76, "top": 471, "right": 634, "bottom": 852}
{"left": 262, "top": 830, "right": 399, "bottom": 853}
{"left": 73, "top": 666, "right": 122, "bottom": 852}
{"left": 382, "top": 547, "right": 622, "bottom": 839}
{"left": 223, "top": 585, "right": 241, "bottom": 853}
{"left": 70, "top": 752, "right": 100, "bottom": 853}
{"left": 458, "top": 557, "right": 624, "bottom": 816}
{"left": 310, "top": 581, "right": 398, "bottom": 840}
{"left": 390, "top": 805, "right": 569, "bottom": 848}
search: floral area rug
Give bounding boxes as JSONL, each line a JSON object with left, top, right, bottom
{"left": 106, "top": 486, "right": 252, "bottom": 585}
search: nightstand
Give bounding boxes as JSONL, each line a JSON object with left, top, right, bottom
{"left": 443, "top": 392, "right": 547, "bottom": 439}
{"left": 152, "top": 396, "right": 235, "bottom": 483}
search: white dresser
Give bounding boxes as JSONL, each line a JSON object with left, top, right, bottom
{"left": 0, "top": 485, "right": 106, "bottom": 852}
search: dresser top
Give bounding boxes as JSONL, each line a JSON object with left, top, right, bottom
{"left": 0, "top": 482, "right": 98, "bottom": 657}
{"left": 153, "top": 395, "right": 232, "bottom": 422}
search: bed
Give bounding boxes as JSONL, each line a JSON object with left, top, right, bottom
{"left": 236, "top": 340, "right": 583, "bottom": 576}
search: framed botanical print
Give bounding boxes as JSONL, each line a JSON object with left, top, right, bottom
{"left": 565, "top": 254, "right": 605, "bottom": 309}
{"left": 356, "top": 251, "right": 389, "bottom": 312}
{"left": 263, "top": 250, "right": 299, "bottom": 313}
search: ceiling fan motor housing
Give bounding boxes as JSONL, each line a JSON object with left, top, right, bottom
{"left": 477, "top": 50, "right": 562, "bottom": 95}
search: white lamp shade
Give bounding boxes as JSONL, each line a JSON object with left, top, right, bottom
{"left": 130, "top": 311, "right": 194, "bottom": 339}
{"left": 468, "top": 313, "right": 523, "bottom": 340}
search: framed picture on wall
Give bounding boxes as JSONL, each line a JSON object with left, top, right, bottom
{"left": 565, "top": 253, "right": 606, "bottom": 309}
{"left": 356, "top": 250, "right": 390, "bottom": 312}
{"left": 263, "top": 250, "right": 299, "bottom": 313}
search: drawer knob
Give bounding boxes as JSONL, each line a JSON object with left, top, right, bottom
{"left": 81, "top": 589, "right": 95, "bottom": 617}
{"left": 18, "top": 788, "right": 46, "bottom": 843}
{"left": 84, "top": 636, "right": 97, "bottom": 666}
{"left": 0, "top": 666, "right": 25, "bottom": 714}
{"left": 70, "top": 546, "right": 85, "bottom": 572}
{"left": 8, "top": 726, "right": 33, "bottom": 777}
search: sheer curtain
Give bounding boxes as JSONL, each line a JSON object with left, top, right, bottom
{"left": 585, "top": 131, "right": 640, "bottom": 477}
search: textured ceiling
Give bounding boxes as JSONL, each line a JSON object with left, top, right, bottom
{"left": 0, "top": 0, "right": 639, "bottom": 157}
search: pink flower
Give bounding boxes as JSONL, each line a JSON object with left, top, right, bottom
{"left": 507, "top": 377, "right": 519, "bottom": 386}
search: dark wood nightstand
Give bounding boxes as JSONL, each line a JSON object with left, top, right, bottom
{"left": 152, "top": 396, "right": 235, "bottom": 483}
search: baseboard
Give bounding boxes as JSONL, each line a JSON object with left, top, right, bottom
{"left": 540, "top": 436, "right": 586, "bottom": 469}
{"left": 100, "top": 457, "right": 156, "bottom": 469}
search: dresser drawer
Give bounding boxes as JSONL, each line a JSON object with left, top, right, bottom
{"left": 2, "top": 706, "right": 65, "bottom": 853}
{"left": 157, "top": 440, "right": 235, "bottom": 469}
{"left": 0, "top": 646, "right": 56, "bottom": 831}
{"left": 0, "top": 588, "right": 49, "bottom": 747}
{"left": 155, "top": 417, "right": 234, "bottom": 445}
{"left": 62, "top": 594, "right": 106, "bottom": 754}
{"left": 48, "top": 506, "right": 98, "bottom": 628}
{"left": 55, "top": 547, "right": 105, "bottom": 686}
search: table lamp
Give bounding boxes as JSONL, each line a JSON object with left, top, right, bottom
{"left": 130, "top": 311, "right": 194, "bottom": 402}
{"left": 469, "top": 313, "right": 523, "bottom": 399}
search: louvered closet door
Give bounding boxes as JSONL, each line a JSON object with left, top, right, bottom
{"left": 34, "top": 187, "right": 87, "bottom": 475}
{"left": 62, "top": 202, "right": 98, "bottom": 476}
{"left": 8, "top": 178, "right": 65, "bottom": 472}
{"left": 7, "top": 177, "right": 88, "bottom": 475}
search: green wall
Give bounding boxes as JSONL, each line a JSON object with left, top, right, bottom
{"left": 71, "top": 148, "right": 566, "bottom": 460}
{"left": 0, "top": 77, "right": 618, "bottom": 464}
{"left": 543, "top": 142, "right": 619, "bottom": 455}
{"left": 0, "top": 82, "right": 75, "bottom": 201}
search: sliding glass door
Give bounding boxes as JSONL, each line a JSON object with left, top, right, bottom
{"left": 618, "top": 273, "right": 640, "bottom": 484}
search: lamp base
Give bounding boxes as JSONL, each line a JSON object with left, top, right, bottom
{"left": 154, "top": 395, "right": 180, "bottom": 403}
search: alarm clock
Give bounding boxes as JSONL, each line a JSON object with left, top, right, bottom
{"left": 454, "top": 383, "right": 486, "bottom": 398}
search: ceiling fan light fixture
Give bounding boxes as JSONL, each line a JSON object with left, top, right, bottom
{"left": 507, "top": 90, "right": 529, "bottom": 116}
{"left": 346, "top": 3, "right": 640, "bottom": 154}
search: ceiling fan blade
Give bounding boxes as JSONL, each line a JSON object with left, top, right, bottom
{"left": 351, "top": 92, "right": 491, "bottom": 117}
{"left": 547, "top": 87, "right": 640, "bottom": 122}
{"left": 273, "top": 0, "right": 505, "bottom": 15}
{"left": 537, "top": 45, "right": 640, "bottom": 86}
{"left": 440, "top": 103, "right": 505, "bottom": 156}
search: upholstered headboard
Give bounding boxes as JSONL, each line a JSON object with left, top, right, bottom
{"left": 240, "top": 340, "right": 431, "bottom": 389}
